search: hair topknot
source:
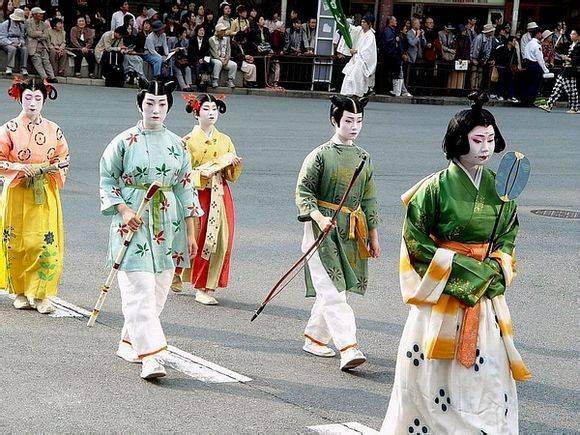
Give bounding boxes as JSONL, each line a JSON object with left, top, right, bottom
{"left": 136, "top": 78, "right": 176, "bottom": 110}
{"left": 184, "top": 93, "right": 227, "bottom": 116}
{"left": 329, "top": 94, "right": 368, "bottom": 126}
{"left": 442, "top": 91, "right": 505, "bottom": 160}
{"left": 8, "top": 78, "right": 57, "bottom": 102}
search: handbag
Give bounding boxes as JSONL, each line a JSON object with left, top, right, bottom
{"left": 257, "top": 42, "right": 272, "bottom": 53}
{"left": 490, "top": 66, "right": 499, "bottom": 82}
{"left": 442, "top": 50, "right": 455, "bottom": 61}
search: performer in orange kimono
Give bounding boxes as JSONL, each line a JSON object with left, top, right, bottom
{"left": 172, "top": 94, "right": 241, "bottom": 305}
{"left": 0, "top": 79, "right": 69, "bottom": 314}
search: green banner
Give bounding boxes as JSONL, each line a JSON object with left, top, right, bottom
{"left": 324, "top": 0, "right": 352, "bottom": 49}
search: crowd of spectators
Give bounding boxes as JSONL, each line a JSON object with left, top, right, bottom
{"left": 0, "top": 0, "right": 577, "bottom": 107}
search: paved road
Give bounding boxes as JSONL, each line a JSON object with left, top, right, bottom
{"left": 0, "top": 81, "right": 578, "bottom": 433}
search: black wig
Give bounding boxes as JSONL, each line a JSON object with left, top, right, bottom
{"left": 442, "top": 92, "right": 506, "bottom": 160}
{"left": 329, "top": 94, "right": 369, "bottom": 126}
{"left": 136, "top": 78, "right": 176, "bottom": 110}
{"left": 8, "top": 78, "right": 58, "bottom": 102}
{"left": 185, "top": 93, "right": 227, "bottom": 117}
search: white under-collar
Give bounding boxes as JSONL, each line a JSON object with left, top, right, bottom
{"left": 454, "top": 159, "right": 483, "bottom": 190}
{"left": 330, "top": 133, "right": 352, "bottom": 146}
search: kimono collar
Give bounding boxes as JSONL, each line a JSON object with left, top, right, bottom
{"left": 452, "top": 159, "right": 483, "bottom": 190}
{"left": 192, "top": 124, "right": 218, "bottom": 143}
{"left": 18, "top": 111, "right": 43, "bottom": 126}
{"left": 330, "top": 133, "right": 353, "bottom": 146}
{"left": 136, "top": 120, "right": 167, "bottom": 135}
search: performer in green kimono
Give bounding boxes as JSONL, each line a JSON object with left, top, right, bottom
{"left": 380, "top": 93, "right": 530, "bottom": 434}
{"left": 295, "top": 95, "right": 380, "bottom": 371}
{"left": 100, "top": 79, "right": 202, "bottom": 380}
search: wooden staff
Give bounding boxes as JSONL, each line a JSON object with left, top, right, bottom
{"left": 87, "top": 181, "right": 161, "bottom": 327}
{"left": 251, "top": 157, "right": 367, "bottom": 322}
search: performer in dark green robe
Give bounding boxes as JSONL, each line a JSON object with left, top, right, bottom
{"left": 295, "top": 95, "right": 380, "bottom": 371}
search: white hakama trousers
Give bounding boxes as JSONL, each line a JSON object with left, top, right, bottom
{"left": 380, "top": 299, "right": 518, "bottom": 434}
{"left": 118, "top": 269, "right": 173, "bottom": 358}
{"left": 302, "top": 222, "right": 357, "bottom": 351}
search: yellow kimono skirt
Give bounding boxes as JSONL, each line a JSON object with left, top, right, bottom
{"left": 1, "top": 176, "right": 64, "bottom": 299}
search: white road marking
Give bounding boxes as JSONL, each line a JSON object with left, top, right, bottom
{"left": 308, "top": 422, "right": 379, "bottom": 435}
{"left": 1, "top": 290, "right": 252, "bottom": 384}
{"left": 166, "top": 345, "right": 252, "bottom": 383}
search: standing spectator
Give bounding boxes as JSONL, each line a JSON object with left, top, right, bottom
{"left": 163, "top": 2, "right": 180, "bottom": 22}
{"left": 438, "top": 23, "right": 456, "bottom": 61}
{"left": 538, "top": 29, "right": 579, "bottom": 113}
{"left": 231, "top": 31, "right": 257, "bottom": 87}
{"left": 284, "top": 18, "right": 303, "bottom": 55}
{"left": 266, "top": 12, "right": 282, "bottom": 33}
{"left": 285, "top": 9, "right": 298, "bottom": 30}
{"left": 470, "top": 23, "right": 495, "bottom": 90}
{"left": 134, "top": 3, "right": 148, "bottom": 32}
{"left": 523, "top": 27, "right": 549, "bottom": 106}
{"left": 380, "top": 16, "right": 406, "bottom": 96}
{"left": 209, "top": 22, "right": 237, "bottom": 88}
{"left": 270, "top": 21, "right": 285, "bottom": 54}
{"left": 143, "top": 20, "right": 168, "bottom": 79}
{"left": 230, "top": 5, "right": 249, "bottom": 35}
{"left": 188, "top": 25, "right": 212, "bottom": 90}
{"left": 466, "top": 15, "right": 477, "bottom": 44}
{"left": 111, "top": 1, "right": 134, "bottom": 32}
{"left": 26, "top": 7, "right": 58, "bottom": 82}
{"left": 423, "top": 17, "right": 440, "bottom": 62}
{"left": 70, "top": 15, "right": 96, "bottom": 78}
{"left": 552, "top": 22, "right": 570, "bottom": 65}
{"left": 248, "top": 7, "right": 258, "bottom": 31}
{"left": 406, "top": 18, "right": 425, "bottom": 63}
{"left": 172, "top": 29, "right": 193, "bottom": 91}
{"left": 203, "top": 9, "right": 216, "bottom": 39}
{"left": 541, "top": 29, "right": 555, "bottom": 68}
{"left": 250, "top": 14, "right": 280, "bottom": 87}
{"left": 0, "top": 7, "right": 28, "bottom": 75}
{"left": 217, "top": 2, "right": 233, "bottom": 37}
{"left": 302, "top": 17, "right": 316, "bottom": 54}
{"left": 520, "top": 21, "right": 538, "bottom": 55}
{"left": 494, "top": 36, "right": 520, "bottom": 101}
{"left": 452, "top": 24, "right": 471, "bottom": 89}
{"left": 48, "top": 17, "right": 66, "bottom": 77}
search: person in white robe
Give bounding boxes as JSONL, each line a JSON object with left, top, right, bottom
{"left": 340, "top": 15, "right": 377, "bottom": 97}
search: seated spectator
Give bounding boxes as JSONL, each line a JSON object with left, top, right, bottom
{"left": 165, "top": 15, "right": 181, "bottom": 49}
{"left": 95, "top": 25, "right": 127, "bottom": 78}
{"left": 163, "top": 2, "right": 180, "bottom": 22}
{"left": 1, "top": 0, "right": 16, "bottom": 23}
{"left": 217, "top": 2, "right": 233, "bottom": 37}
{"left": 209, "top": 22, "right": 237, "bottom": 88}
{"left": 195, "top": 4, "right": 205, "bottom": 26}
{"left": 301, "top": 17, "right": 316, "bottom": 54}
{"left": 124, "top": 14, "right": 137, "bottom": 37}
{"left": 144, "top": 20, "right": 169, "bottom": 79}
{"left": 70, "top": 15, "right": 96, "bottom": 78}
{"left": 231, "top": 5, "right": 250, "bottom": 35}
{"left": 285, "top": 18, "right": 303, "bottom": 55}
{"left": 173, "top": 28, "right": 193, "bottom": 91}
{"left": 147, "top": 8, "right": 158, "bottom": 22}
{"left": 135, "top": 19, "right": 151, "bottom": 53}
{"left": 48, "top": 17, "right": 67, "bottom": 77}
{"left": 26, "top": 7, "right": 58, "bottom": 82}
{"left": 188, "top": 25, "right": 212, "bottom": 90}
{"left": 231, "top": 31, "right": 257, "bottom": 87}
{"left": 0, "top": 7, "right": 28, "bottom": 75}
{"left": 122, "top": 22, "right": 145, "bottom": 82}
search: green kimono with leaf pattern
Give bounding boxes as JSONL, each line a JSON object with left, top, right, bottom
{"left": 405, "top": 161, "right": 518, "bottom": 305}
{"left": 296, "top": 141, "right": 380, "bottom": 297}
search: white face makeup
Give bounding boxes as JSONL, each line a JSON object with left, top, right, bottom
{"left": 334, "top": 109, "right": 363, "bottom": 142}
{"left": 140, "top": 93, "right": 169, "bottom": 130}
{"left": 21, "top": 89, "right": 44, "bottom": 119}
{"left": 460, "top": 125, "right": 495, "bottom": 168}
{"left": 197, "top": 101, "right": 219, "bottom": 128}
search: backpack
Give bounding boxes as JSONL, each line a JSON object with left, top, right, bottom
{"left": 103, "top": 52, "right": 125, "bottom": 88}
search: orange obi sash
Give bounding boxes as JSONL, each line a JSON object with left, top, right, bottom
{"left": 431, "top": 235, "right": 490, "bottom": 368}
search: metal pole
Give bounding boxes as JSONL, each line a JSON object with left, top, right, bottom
{"left": 511, "top": 0, "right": 520, "bottom": 35}
{"left": 281, "top": 0, "right": 288, "bottom": 24}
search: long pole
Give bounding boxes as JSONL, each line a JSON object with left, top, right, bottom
{"left": 87, "top": 181, "right": 161, "bottom": 327}
{"left": 511, "top": 0, "right": 520, "bottom": 36}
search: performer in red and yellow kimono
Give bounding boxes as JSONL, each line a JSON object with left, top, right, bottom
{"left": 172, "top": 94, "right": 241, "bottom": 305}
{"left": 0, "top": 79, "right": 69, "bottom": 314}
{"left": 380, "top": 93, "right": 530, "bottom": 434}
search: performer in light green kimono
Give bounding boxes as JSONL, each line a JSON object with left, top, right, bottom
{"left": 99, "top": 79, "right": 202, "bottom": 380}
{"left": 296, "top": 95, "right": 380, "bottom": 371}
{"left": 381, "top": 93, "right": 530, "bottom": 434}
